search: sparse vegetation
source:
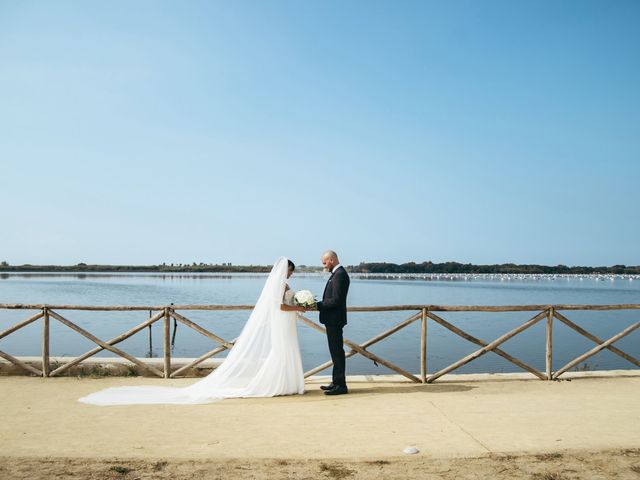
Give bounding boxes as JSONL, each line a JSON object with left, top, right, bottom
{"left": 88, "top": 365, "right": 111, "bottom": 377}
{"left": 153, "top": 461, "right": 168, "bottom": 471}
{"left": 1, "top": 451, "right": 639, "bottom": 480}
{"left": 620, "top": 448, "right": 640, "bottom": 457}
{"left": 492, "top": 453, "right": 516, "bottom": 461}
{"left": 535, "top": 453, "right": 563, "bottom": 461}
{"left": 574, "top": 362, "right": 597, "bottom": 372}
{"left": 531, "top": 473, "right": 567, "bottom": 480}
{"left": 108, "top": 465, "right": 131, "bottom": 474}
{"left": 319, "top": 462, "right": 355, "bottom": 479}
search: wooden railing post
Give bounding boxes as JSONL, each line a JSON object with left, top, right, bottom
{"left": 420, "top": 308, "right": 427, "bottom": 383}
{"left": 148, "top": 309, "right": 153, "bottom": 357}
{"left": 546, "top": 307, "right": 553, "bottom": 380}
{"left": 42, "top": 307, "right": 50, "bottom": 377}
{"left": 163, "top": 307, "right": 171, "bottom": 378}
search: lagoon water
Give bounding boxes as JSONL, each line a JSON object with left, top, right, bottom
{"left": 1, "top": 272, "right": 638, "bottom": 375}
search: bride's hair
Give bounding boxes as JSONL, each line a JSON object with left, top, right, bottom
{"left": 288, "top": 260, "right": 295, "bottom": 271}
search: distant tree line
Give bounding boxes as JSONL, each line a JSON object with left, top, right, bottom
{"left": 349, "top": 261, "right": 640, "bottom": 275}
{"left": 0, "top": 262, "right": 276, "bottom": 273}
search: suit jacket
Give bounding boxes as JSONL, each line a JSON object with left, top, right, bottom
{"left": 316, "top": 266, "right": 350, "bottom": 327}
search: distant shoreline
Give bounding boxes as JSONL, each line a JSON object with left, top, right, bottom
{"left": 1, "top": 261, "right": 639, "bottom": 275}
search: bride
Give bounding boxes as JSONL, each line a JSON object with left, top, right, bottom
{"left": 79, "top": 257, "right": 306, "bottom": 405}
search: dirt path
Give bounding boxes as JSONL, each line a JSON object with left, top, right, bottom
{"left": 2, "top": 449, "right": 640, "bottom": 480}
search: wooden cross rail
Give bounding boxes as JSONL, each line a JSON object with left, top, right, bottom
{"left": 49, "top": 310, "right": 166, "bottom": 377}
{"left": 297, "top": 312, "right": 422, "bottom": 378}
{"left": 552, "top": 310, "right": 640, "bottom": 368}
{"left": 47, "top": 310, "right": 165, "bottom": 377}
{"left": 426, "top": 310, "right": 548, "bottom": 382}
{"left": 298, "top": 312, "right": 423, "bottom": 383}
{"left": 546, "top": 308, "right": 639, "bottom": 380}
{"left": 425, "top": 311, "right": 546, "bottom": 380}
{"left": 168, "top": 310, "right": 237, "bottom": 378}
{"left": 0, "top": 350, "right": 42, "bottom": 376}
{"left": 0, "top": 304, "right": 638, "bottom": 381}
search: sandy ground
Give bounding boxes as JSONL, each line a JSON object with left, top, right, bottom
{"left": 1, "top": 450, "right": 640, "bottom": 480}
{"left": 1, "top": 373, "right": 639, "bottom": 478}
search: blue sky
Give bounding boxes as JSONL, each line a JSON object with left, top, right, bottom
{"left": 1, "top": 1, "right": 639, "bottom": 267}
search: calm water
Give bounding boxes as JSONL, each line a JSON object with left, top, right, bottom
{"left": 1, "top": 272, "right": 639, "bottom": 375}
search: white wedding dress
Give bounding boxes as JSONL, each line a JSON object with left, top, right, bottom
{"left": 78, "top": 257, "right": 305, "bottom": 405}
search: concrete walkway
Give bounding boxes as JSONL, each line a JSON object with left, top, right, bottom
{"left": 1, "top": 371, "right": 638, "bottom": 460}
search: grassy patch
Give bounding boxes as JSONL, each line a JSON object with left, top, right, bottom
{"left": 531, "top": 473, "right": 567, "bottom": 480}
{"left": 153, "top": 461, "right": 168, "bottom": 471}
{"left": 319, "top": 462, "right": 355, "bottom": 479}
{"left": 108, "top": 465, "right": 131, "bottom": 474}
{"left": 534, "top": 453, "right": 563, "bottom": 461}
{"left": 491, "top": 453, "right": 516, "bottom": 462}
{"left": 620, "top": 448, "right": 640, "bottom": 457}
{"left": 89, "top": 365, "right": 112, "bottom": 377}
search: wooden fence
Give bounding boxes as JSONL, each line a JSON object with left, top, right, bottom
{"left": 0, "top": 304, "right": 638, "bottom": 382}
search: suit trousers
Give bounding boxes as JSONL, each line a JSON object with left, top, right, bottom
{"left": 325, "top": 324, "right": 346, "bottom": 387}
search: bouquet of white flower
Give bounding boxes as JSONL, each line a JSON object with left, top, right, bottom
{"left": 294, "top": 289, "right": 317, "bottom": 309}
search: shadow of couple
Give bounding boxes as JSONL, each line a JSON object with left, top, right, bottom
{"left": 309, "top": 383, "right": 477, "bottom": 396}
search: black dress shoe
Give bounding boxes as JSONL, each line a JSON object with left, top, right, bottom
{"left": 324, "top": 385, "right": 348, "bottom": 396}
{"left": 320, "top": 383, "right": 335, "bottom": 391}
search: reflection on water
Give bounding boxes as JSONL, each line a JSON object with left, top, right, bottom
{"left": 0, "top": 272, "right": 251, "bottom": 280}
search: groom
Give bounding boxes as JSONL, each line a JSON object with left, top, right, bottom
{"left": 314, "top": 250, "right": 350, "bottom": 396}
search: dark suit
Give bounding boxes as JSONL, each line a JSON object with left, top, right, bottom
{"left": 316, "top": 265, "right": 350, "bottom": 387}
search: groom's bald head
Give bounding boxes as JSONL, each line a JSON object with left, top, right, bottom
{"left": 322, "top": 250, "right": 338, "bottom": 262}
{"left": 321, "top": 250, "right": 339, "bottom": 271}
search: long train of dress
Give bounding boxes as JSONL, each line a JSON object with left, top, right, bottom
{"left": 78, "top": 257, "right": 304, "bottom": 405}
